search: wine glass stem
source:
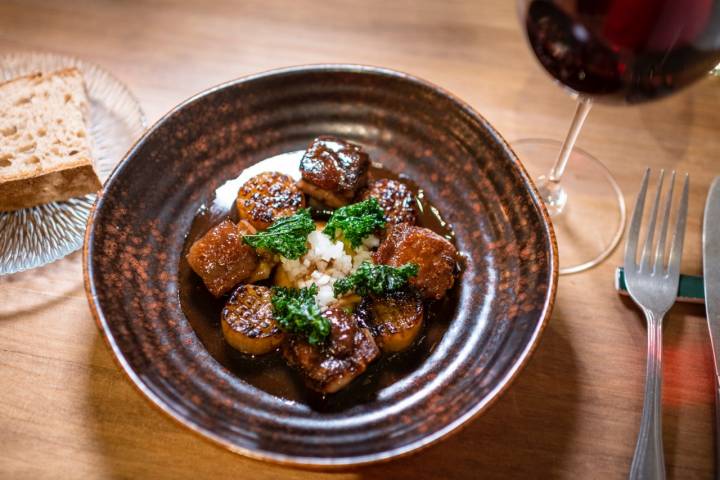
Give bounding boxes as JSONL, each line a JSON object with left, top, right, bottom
{"left": 549, "top": 98, "right": 593, "bottom": 182}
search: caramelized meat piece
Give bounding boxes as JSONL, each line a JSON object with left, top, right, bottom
{"left": 359, "top": 291, "right": 424, "bottom": 353}
{"left": 236, "top": 171, "right": 305, "bottom": 230}
{"left": 298, "top": 136, "right": 370, "bottom": 207}
{"left": 360, "top": 178, "right": 418, "bottom": 225}
{"left": 236, "top": 220, "right": 277, "bottom": 282}
{"left": 282, "top": 307, "right": 379, "bottom": 394}
{"left": 186, "top": 220, "right": 259, "bottom": 297}
{"left": 222, "top": 285, "right": 285, "bottom": 355}
{"left": 374, "top": 223, "right": 459, "bottom": 300}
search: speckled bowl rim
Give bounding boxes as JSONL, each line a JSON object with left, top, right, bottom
{"left": 83, "top": 64, "right": 558, "bottom": 469}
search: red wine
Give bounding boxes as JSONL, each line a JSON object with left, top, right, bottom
{"left": 523, "top": 0, "right": 720, "bottom": 104}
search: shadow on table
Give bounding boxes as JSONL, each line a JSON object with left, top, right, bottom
{"left": 85, "top": 310, "right": 580, "bottom": 480}
{"left": 619, "top": 295, "right": 713, "bottom": 480}
{"left": 357, "top": 309, "right": 581, "bottom": 480}
{"left": 0, "top": 250, "right": 84, "bottom": 320}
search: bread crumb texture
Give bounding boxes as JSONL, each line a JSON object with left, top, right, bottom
{"left": 0, "top": 68, "right": 101, "bottom": 210}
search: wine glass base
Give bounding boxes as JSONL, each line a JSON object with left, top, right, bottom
{"left": 512, "top": 138, "right": 626, "bottom": 275}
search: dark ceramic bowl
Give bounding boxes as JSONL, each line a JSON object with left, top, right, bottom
{"left": 84, "top": 65, "right": 557, "bottom": 468}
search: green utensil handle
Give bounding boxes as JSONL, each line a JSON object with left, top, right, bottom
{"left": 615, "top": 267, "right": 704, "bottom": 304}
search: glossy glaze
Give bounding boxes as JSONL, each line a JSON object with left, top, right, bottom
{"left": 178, "top": 159, "right": 457, "bottom": 409}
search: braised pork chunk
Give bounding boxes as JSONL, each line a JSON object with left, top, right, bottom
{"left": 298, "top": 136, "right": 369, "bottom": 207}
{"left": 374, "top": 223, "right": 459, "bottom": 300}
{"left": 360, "top": 178, "right": 418, "bottom": 226}
{"left": 186, "top": 220, "right": 259, "bottom": 297}
{"left": 282, "top": 307, "right": 379, "bottom": 393}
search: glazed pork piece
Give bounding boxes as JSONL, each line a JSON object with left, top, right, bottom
{"left": 222, "top": 285, "right": 285, "bottom": 355}
{"left": 298, "top": 136, "right": 370, "bottom": 208}
{"left": 360, "top": 178, "right": 418, "bottom": 225}
{"left": 359, "top": 291, "right": 424, "bottom": 353}
{"left": 374, "top": 223, "right": 459, "bottom": 300}
{"left": 236, "top": 171, "right": 305, "bottom": 230}
{"left": 282, "top": 307, "right": 380, "bottom": 394}
{"left": 186, "top": 219, "right": 259, "bottom": 297}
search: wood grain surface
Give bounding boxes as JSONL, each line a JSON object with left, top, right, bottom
{"left": 1, "top": 1, "right": 718, "bottom": 478}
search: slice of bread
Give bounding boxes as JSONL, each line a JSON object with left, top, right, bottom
{"left": 0, "top": 68, "right": 101, "bottom": 211}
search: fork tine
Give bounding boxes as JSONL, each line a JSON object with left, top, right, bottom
{"left": 639, "top": 170, "right": 664, "bottom": 273}
{"left": 625, "top": 169, "right": 650, "bottom": 271}
{"left": 653, "top": 171, "right": 675, "bottom": 274}
{"left": 667, "top": 174, "right": 689, "bottom": 278}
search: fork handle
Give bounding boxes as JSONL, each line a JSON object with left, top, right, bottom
{"left": 715, "top": 376, "right": 720, "bottom": 478}
{"left": 629, "top": 310, "right": 666, "bottom": 480}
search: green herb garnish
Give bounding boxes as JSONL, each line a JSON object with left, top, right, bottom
{"left": 323, "top": 198, "right": 386, "bottom": 248}
{"left": 271, "top": 285, "right": 329, "bottom": 345}
{"left": 243, "top": 208, "right": 315, "bottom": 259}
{"left": 333, "top": 261, "right": 419, "bottom": 297}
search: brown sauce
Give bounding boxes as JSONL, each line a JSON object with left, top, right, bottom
{"left": 178, "top": 151, "right": 459, "bottom": 411}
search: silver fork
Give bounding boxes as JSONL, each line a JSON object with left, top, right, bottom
{"left": 625, "top": 169, "right": 689, "bottom": 480}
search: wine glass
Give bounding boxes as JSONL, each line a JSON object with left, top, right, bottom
{"left": 516, "top": 0, "right": 720, "bottom": 274}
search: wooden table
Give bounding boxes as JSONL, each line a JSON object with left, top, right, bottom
{"left": 1, "top": 1, "right": 718, "bottom": 478}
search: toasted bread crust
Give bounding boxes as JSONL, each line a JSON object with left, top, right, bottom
{"left": 0, "top": 164, "right": 101, "bottom": 210}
